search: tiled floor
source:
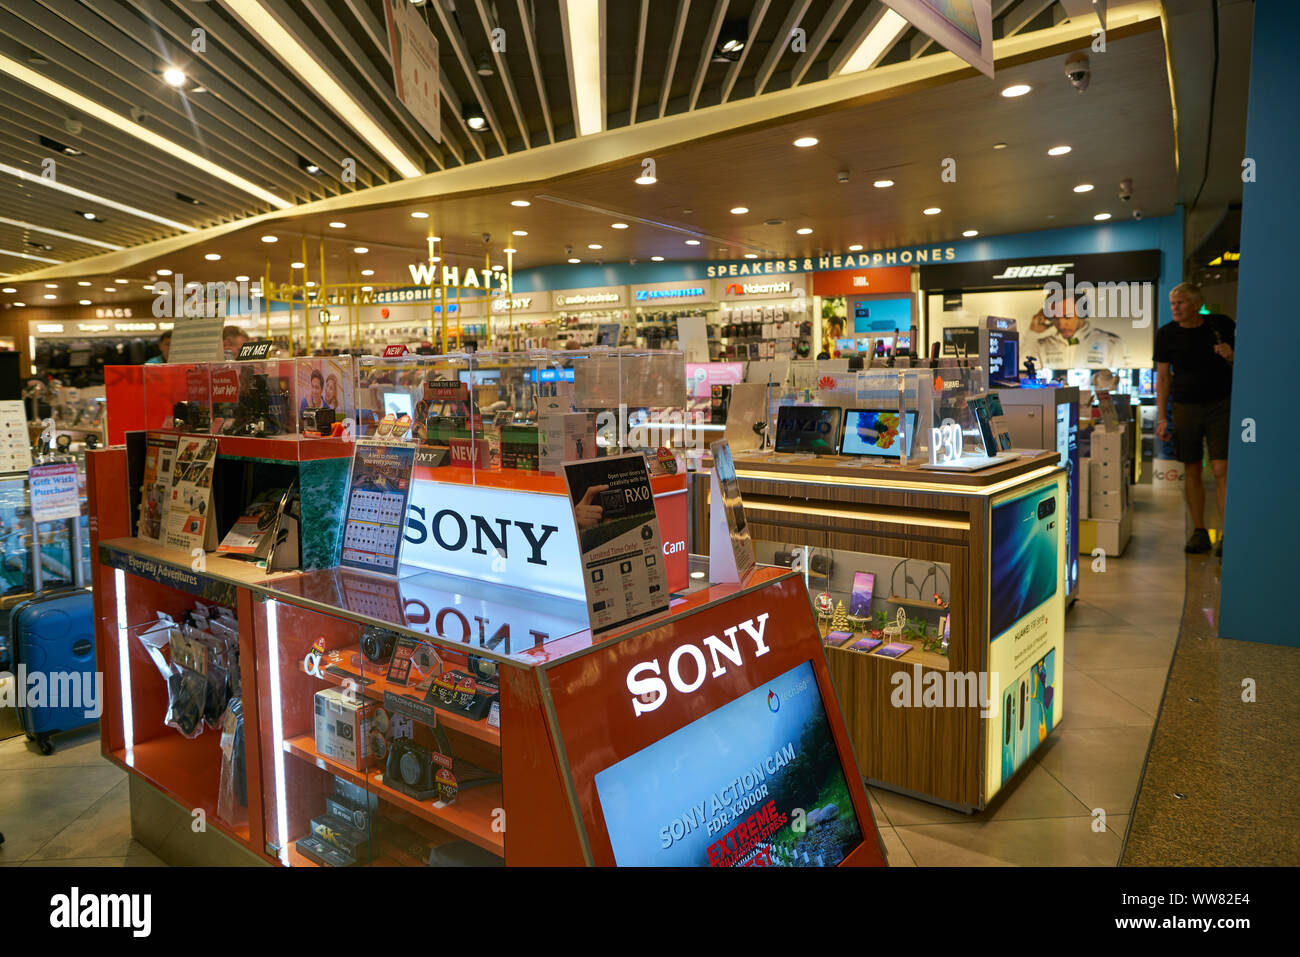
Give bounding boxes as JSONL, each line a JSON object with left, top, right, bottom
{"left": 0, "top": 483, "right": 1202, "bottom": 867}
{"left": 872, "top": 483, "right": 1189, "bottom": 866}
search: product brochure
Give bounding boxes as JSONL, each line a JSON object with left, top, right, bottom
{"left": 708, "top": 439, "right": 756, "bottom": 583}
{"left": 874, "top": 642, "right": 912, "bottom": 659}
{"left": 216, "top": 487, "right": 291, "bottom": 559}
{"left": 562, "top": 453, "right": 669, "bottom": 634}
{"left": 161, "top": 434, "right": 219, "bottom": 553}
{"left": 340, "top": 440, "right": 416, "bottom": 575}
{"left": 137, "top": 431, "right": 180, "bottom": 543}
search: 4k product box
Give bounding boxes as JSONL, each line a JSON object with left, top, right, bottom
{"left": 314, "top": 688, "right": 377, "bottom": 771}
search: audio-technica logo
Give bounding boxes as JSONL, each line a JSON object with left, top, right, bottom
{"left": 767, "top": 690, "right": 780, "bottom": 713}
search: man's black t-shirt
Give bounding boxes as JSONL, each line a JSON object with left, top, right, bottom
{"left": 1154, "top": 313, "right": 1235, "bottom": 403}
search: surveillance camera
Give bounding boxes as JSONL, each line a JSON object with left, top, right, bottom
{"left": 1132, "top": 208, "right": 1144, "bottom": 221}
{"left": 1065, "top": 53, "right": 1089, "bottom": 92}
{"left": 64, "top": 117, "right": 82, "bottom": 135}
{"left": 481, "top": 232, "right": 491, "bottom": 244}
{"left": 129, "top": 106, "right": 147, "bottom": 123}
{"left": 837, "top": 170, "right": 850, "bottom": 184}
{"left": 1119, "top": 177, "right": 1134, "bottom": 202}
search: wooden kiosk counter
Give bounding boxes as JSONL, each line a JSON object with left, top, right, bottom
{"left": 691, "top": 450, "right": 1068, "bottom": 811}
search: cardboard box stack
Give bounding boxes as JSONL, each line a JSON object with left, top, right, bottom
{"left": 1085, "top": 424, "right": 1131, "bottom": 555}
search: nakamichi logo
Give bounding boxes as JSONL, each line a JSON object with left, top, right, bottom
{"left": 50, "top": 887, "right": 151, "bottom": 937}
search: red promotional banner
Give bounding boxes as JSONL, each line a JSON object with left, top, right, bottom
{"left": 812, "top": 266, "right": 913, "bottom": 297}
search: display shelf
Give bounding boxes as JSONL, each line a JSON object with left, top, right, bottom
{"left": 282, "top": 734, "right": 505, "bottom": 857}
{"left": 885, "top": 595, "right": 951, "bottom": 611}
{"left": 316, "top": 648, "right": 501, "bottom": 747}
{"left": 99, "top": 536, "right": 297, "bottom": 590}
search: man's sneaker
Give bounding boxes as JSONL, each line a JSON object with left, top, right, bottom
{"left": 1215, "top": 534, "right": 1223, "bottom": 557}
{"left": 1185, "top": 528, "right": 1212, "bottom": 554}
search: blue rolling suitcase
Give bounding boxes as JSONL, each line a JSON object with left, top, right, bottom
{"left": 12, "top": 512, "right": 96, "bottom": 755}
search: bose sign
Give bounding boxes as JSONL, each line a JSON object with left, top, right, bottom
{"left": 403, "top": 484, "right": 585, "bottom": 601}
{"left": 991, "top": 262, "right": 1075, "bottom": 279}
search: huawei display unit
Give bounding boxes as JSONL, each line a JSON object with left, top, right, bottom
{"left": 774, "top": 406, "right": 841, "bottom": 455}
{"left": 840, "top": 409, "right": 917, "bottom": 458}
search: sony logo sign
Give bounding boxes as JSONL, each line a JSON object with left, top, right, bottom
{"left": 405, "top": 506, "right": 557, "bottom": 565}
{"left": 627, "top": 613, "right": 770, "bottom": 717}
{"left": 991, "top": 262, "right": 1075, "bottom": 279}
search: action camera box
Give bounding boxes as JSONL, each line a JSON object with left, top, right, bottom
{"left": 314, "top": 688, "right": 377, "bottom": 771}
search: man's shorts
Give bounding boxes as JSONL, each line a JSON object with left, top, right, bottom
{"left": 1171, "top": 398, "right": 1231, "bottom": 463}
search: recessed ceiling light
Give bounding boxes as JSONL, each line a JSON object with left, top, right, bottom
{"left": 512, "top": 230, "right": 527, "bottom": 237}
{"left": 873, "top": 179, "right": 894, "bottom": 188}
{"left": 305, "top": 281, "right": 316, "bottom": 287}
{"left": 588, "top": 243, "right": 603, "bottom": 249}
{"left": 685, "top": 239, "right": 700, "bottom": 245}
{"left": 796, "top": 227, "right": 813, "bottom": 234}
{"left": 291, "top": 261, "right": 305, "bottom": 269}
{"left": 115, "top": 277, "right": 129, "bottom": 283}
{"left": 611, "top": 222, "right": 628, "bottom": 229}
{"left": 44, "top": 283, "right": 58, "bottom": 288}
{"left": 162, "top": 67, "right": 186, "bottom": 87}
{"left": 410, "top": 211, "right": 428, "bottom": 218}
{"left": 1048, "top": 145, "right": 1072, "bottom": 156}
{"left": 235, "top": 275, "right": 249, "bottom": 282}
{"left": 848, "top": 244, "right": 863, "bottom": 252}
{"left": 154, "top": 270, "right": 171, "bottom": 277}
{"left": 793, "top": 136, "right": 818, "bottom": 148}
{"left": 361, "top": 268, "right": 374, "bottom": 276}
{"left": 567, "top": 257, "right": 581, "bottom": 263}
{"left": 1094, "top": 212, "right": 1112, "bottom": 221}
{"left": 82, "top": 211, "right": 95, "bottom": 220}
{"left": 1001, "top": 84, "right": 1031, "bottom": 97}
{"left": 992, "top": 142, "right": 1008, "bottom": 150}
{"left": 504, "top": 247, "right": 517, "bottom": 254}
{"left": 1, "top": 287, "right": 15, "bottom": 293}
{"left": 79, "top": 299, "right": 91, "bottom": 305}
{"left": 744, "top": 253, "right": 759, "bottom": 259}
{"left": 361, "top": 285, "right": 373, "bottom": 292}
{"left": 43, "top": 294, "right": 56, "bottom": 300}
{"left": 353, "top": 246, "right": 368, "bottom": 253}
{"left": 510, "top": 199, "right": 530, "bottom": 207}
{"left": 328, "top": 221, "right": 346, "bottom": 228}
{"left": 204, "top": 253, "right": 221, "bottom": 261}
{"left": 260, "top": 234, "right": 277, "bottom": 243}
{"left": 1073, "top": 183, "right": 1094, "bottom": 193}
{"left": 962, "top": 229, "right": 979, "bottom": 237}
{"left": 103, "top": 287, "right": 115, "bottom": 292}
{"left": 651, "top": 256, "right": 664, "bottom": 261}
{"left": 730, "top": 206, "right": 749, "bottom": 214}
{"left": 635, "top": 173, "right": 656, "bottom": 185}
{"left": 12, "top": 302, "right": 24, "bottom": 307}
{"left": 923, "top": 207, "right": 941, "bottom": 215}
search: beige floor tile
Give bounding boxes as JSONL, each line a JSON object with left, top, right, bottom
{"left": 0, "top": 764, "right": 125, "bottom": 862}
{"left": 1057, "top": 669, "right": 1159, "bottom": 728}
{"left": 28, "top": 778, "right": 134, "bottom": 861}
{"left": 1065, "top": 629, "right": 1178, "bottom": 672}
{"left": 0, "top": 725, "right": 110, "bottom": 770}
{"left": 876, "top": 825, "right": 915, "bottom": 866}
{"left": 894, "top": 816, "right": 1122, "bottom": 866}
{"left": 1034, "top": 726, "right": 1155, "bottom": 817}
{"left": 1084, "top": 667, "right": 1172, "bottom": 717}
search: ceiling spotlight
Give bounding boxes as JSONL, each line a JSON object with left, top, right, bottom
{"left": 261, "top": 234, "right": 278, "bottom": 243}
{"left": 79, "top": 299, "right": 91, "bottom": 305}
{"left": 361, "top": 268, "right": 375, "bottom": 276}
{"left": 1073, "top": 183, "right": 1094, "bottom": 193}
{"left": 291, "top": 261, "right": 305, "bottom": 269}
{"left": 685, "top": 239, "right": 701, "bottom": 246}
{"left": 103, "top": 287, "right": 115, "bottom": 292}
{"left": 462, "top": 102, "right": 488, "bottom": 131}
{"left": 162, "top": 67, "right": 186, "bottom": 87}
{"left": 1, "top": 287, "right": 15, "bottom": 294}
{"left": 114, "top": 278, "right": 129, "bottom": 283}
{"left": 635, "top": 172, "right": 657, "bottom": 185}
{"left": 1048, "top": 145, "right": 1072, "bottom": 156}
{"left": 873, "top": 179, "right": 894, "bottom": 188}
{"left": 611, "top": 222, "right": 629, "bottom": 229}
{"left": 743, "top": 253, "right": 759, "bottom": 259}
{"left": 353, "top": 246, "right": 368, "bottom": 253}
{"left": 235, "top": 276, "right": 250, "bottom": 282}
{"left": 175, "top": 192, "right": 203, "bottom": 206}
{"left": 39, "top": 135, "right": 83, "bottom": 157}
{"left": 568, "top": 257, "right": 581, "bottom": 264}
{"left": 328, "top": 221, "right": 346, "bottom": 228}
{"left": 43, "top": 294, "right": 56, "bottom": 300}
{"left": 44, "top": 283, "right": 58, "bottom": 289}
{"left": 793, "top": 136, "right": 818, "bottom": 148}
{"left": 511, "top": 200, "right": 531, "bottom": 207}
{"left": 651, "top": 256, "right": 664, "bottom": 261}
{"left": 730, "top": 206, "right": 749, "bottom": 215}
{"left": 512, "top": 230, "right": 527, "bottom": 237}
{"left": 299, "top": 156, "right": 323, "bottom": 175}
{"left": 714, "top": 18, "right": 748, "bottom": 61}
{"left": 848, "top": 245, "right": 864, "bottom": 252}
{"left": 361, "top": 286, "right": 373, "bottom": 292}
{"left": 476, "top": 51, "right": 495, "bottom": 76}
{"left": 923, "top": 207, "right": 941, "bottom": 215}
{"left": 80, "top": 211, "right": 96, "bottom": 220}
{"left": 155, "top": 270, "right": 171, "bottom": 277}
{"left": 588, "top": 243, "right": 603, "bottom": 249}
{"left": 305, "top": 281, "right": 316, "bottom": 288}
{"left": 992, "top": 142, "right": 1008, "bottom": 150}
{"left": 204, "top": 253, "right": 221, "bottom": 261}
{"left": 796, "top": 227, "right": 813, "bottom": 235}
{"left": 1001, "top": 84, "right": 1031, "bottom": 97}
{"left": 1094, "top": 212, "right": 1112, "bottom": 221}
{"left": 411, "top": 211, "right": 429, "bottom": 219}
{"left": 11, "top": 302, "right": 24, "bottom": 307}
{"left": 503, "top": 247, "right": 517, "bottom": 254}
{"left": 962, "top": 229, "right": 979, "bottom": 237}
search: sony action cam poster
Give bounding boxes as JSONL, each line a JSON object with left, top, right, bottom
{"left": 161, "top": 435, "right": 218, "bottom": 553}
{"left": 708, "top": 439, "right": 755, "bottom": 583}
{"left": 295, "top": 356, "right": 353, "bottom": 428}
{"left": 138, "top": 431, "right": 180, "bottom": 543}
{"left": 562, "top": 453, "right": 669, "bottom": 634}
{"left": 594, "top": 660, "right": 864, "bottom": 867}
{"left": 340, "top": 440, "right": 416, "bottom": 575}
{"left": 984, "top": 475, "right": 1066, "bottom": 802}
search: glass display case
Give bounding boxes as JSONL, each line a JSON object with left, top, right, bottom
{"left": 0, "top": 462, "right": 91, "bottom": 601}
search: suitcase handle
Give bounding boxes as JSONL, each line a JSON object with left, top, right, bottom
{"left": 29, "top": 513, "right": 85, "bottom": 593}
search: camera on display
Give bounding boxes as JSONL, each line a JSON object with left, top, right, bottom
{"left": 361, "top": 626, "right": 399, "bottom": 664}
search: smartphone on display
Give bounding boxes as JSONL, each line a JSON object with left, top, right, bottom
{"left": 774, "top": 406, "right": 841, "bottom": 454}
{"left": 840, "top": 409, "right": 916, "bottom": 458}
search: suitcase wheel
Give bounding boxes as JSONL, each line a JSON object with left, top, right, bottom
{"left": 37, "top": 736, "right": 54, "bottom": 756}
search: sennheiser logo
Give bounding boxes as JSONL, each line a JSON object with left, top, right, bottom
{"left": 991, "top": 262, "right": 1074, "bottom": 279}
{"left": 50, "top": 888, "right": 151, "bottom": 937}
{"left": 635, "top": 287, "right": 704, "bottom": 301}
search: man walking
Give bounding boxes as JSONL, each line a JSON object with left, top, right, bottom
{"left": 1155, "top": 282, "right": 1234, "bottom": 555}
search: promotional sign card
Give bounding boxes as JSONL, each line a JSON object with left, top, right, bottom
{"left": 562, "top": 453, "right": 669, "bottom": 634}
{"left": 137, "top": 432, "right": 180, "bottom": 542}
{"left": 28, "top": 462, "right": 81, "bottom": 523}
{"left": 708, "top": 439, "right": 756, "bottom": 584}
{"left": 0, "top": 400, "right": 33, "bottom": 472}
{"left": 216, "top": 486, "right": 291, "bottom": 559}
{"left": 161, "top": 435, "right": 219, "bottom": 553}
{"left": 340, "top": 440, "right": 416, "bottom": 575}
